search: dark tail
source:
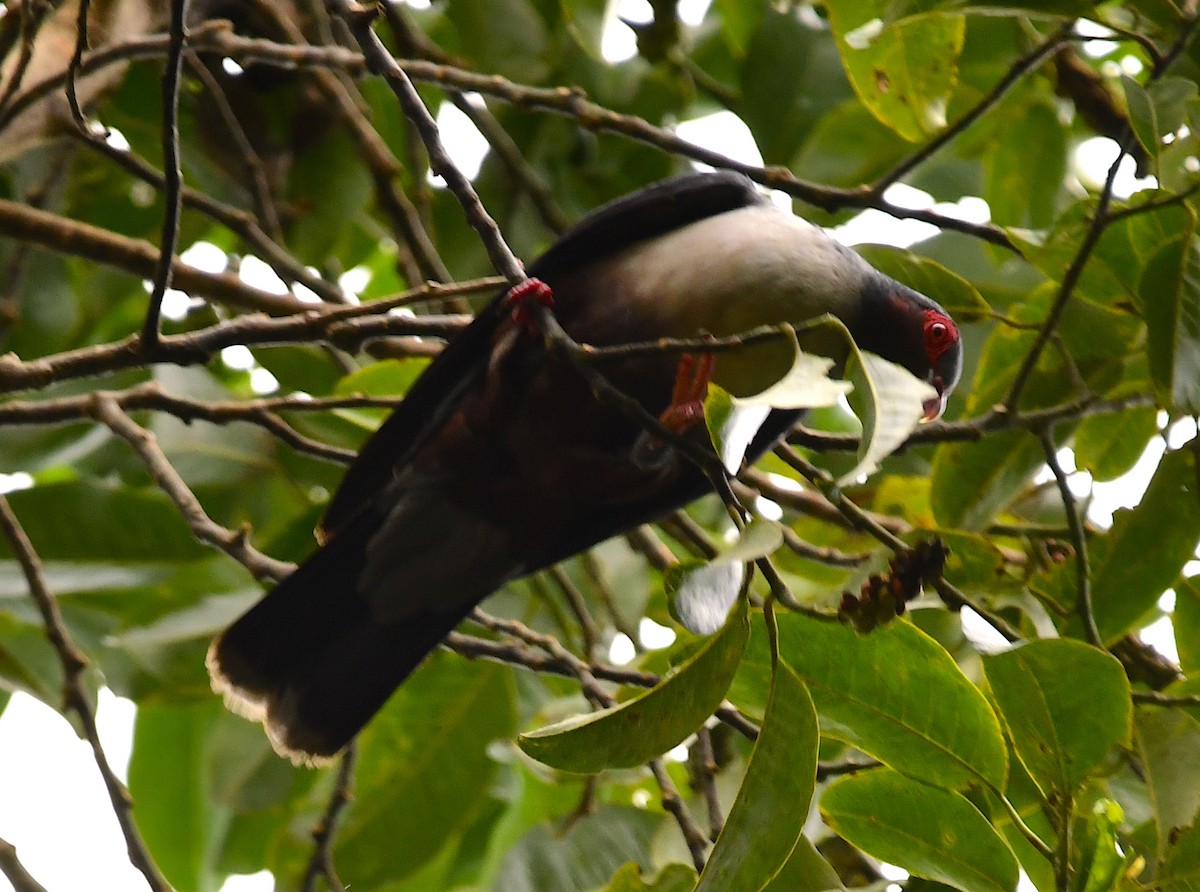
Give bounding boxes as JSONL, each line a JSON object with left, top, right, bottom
{"left": 206, "top": 514, "right": 472, "bottom": 764}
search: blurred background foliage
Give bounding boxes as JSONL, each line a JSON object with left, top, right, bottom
{"left": 1, "top": 1, "right": 1199, "bottom": 891}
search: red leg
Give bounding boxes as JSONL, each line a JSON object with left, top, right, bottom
{"left": 503, "top": 277, "right": 555, "bottom": 329}
{"left": 658, "top": 352, "right": 715, "bottom": 433}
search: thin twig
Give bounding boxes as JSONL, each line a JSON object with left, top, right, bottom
{"left": 90, "top": 394, "right": 295, "bottom": 581}
{"left": 1038, "top": 427, "right": 1101, "bottom": 647}
{"left": 142, "top": 0, "right": 189, "bottom": 347}
{"left": 65, "top": 0, "right": 93, "bottom": 128}
{"left": 300, "top": 745, "right": 356, "bottom": 892}
{"left": 334, "top": 0, "right": 526, "bottom": 283}
{"left": 0, "top": 836, "right": 49, "bottom": 892}
{"left": 469, "top": 610, "right": 713, "bottom": 867}
{"left": 0, "top": 498, "right": 171, "bottom": 892}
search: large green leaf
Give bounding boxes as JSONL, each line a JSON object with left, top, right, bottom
{"left": 599, "top": 862, "right": 697, "bottom": 892}
{"left": 1134, "top": 706, "right": 1200, "bottom": 856}
{"left": 128, "top": 699, "right": 230, "bottom": 892}
{"left": 821, "top": 768, "right": 1019, "bottom": 892}
{"left": 983, "top": 640, "right": 1131, "bottom": 798}
{"left": 696, "top": 655, "right": 818, "bottom": 891}
{"left": 1084, "top": 448, "right": 1200, "bottom": 642}
{"left": 767, "top": 613, "right": 1007, "bottom": 792}
{"left": 335, "top": 653, "right": 517, "bottom": 887}
{"left": 825, "top": 5, "right": 965, "bottom": 141}
{"left": 518, "top": 599, "right": 749, "bottom": 773}
{"left": 1136, "top": 226, "right": 1200, "bottom": 412}
{"left": 759, "top": 835, "right": 846, "bottom": 892}
{"left": 0, "top": 481, "right": 210, "bottom": 562}
{"left": 1178, "top": 577, "right": 1200, "bottom": 675}
{"left": 1073, "top": 406, "right": 1159, "bottom": 482}
{"left": 1159, "top": 819, "right": 1200, "bottom": 892}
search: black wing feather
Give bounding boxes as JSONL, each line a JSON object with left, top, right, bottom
{"left": 320, "top": 171, "right": 767, "bottom": 537}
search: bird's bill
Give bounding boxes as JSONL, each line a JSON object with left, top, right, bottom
{"left": 921, "top": 393, "right": 946, "bottom": 423}
{"left": 921, "top": 374, "right": 948, "bottom": 422}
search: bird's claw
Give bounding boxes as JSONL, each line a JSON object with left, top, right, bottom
{"left": 503, "top": 277, "right": 555, "bottom": 330}
{"left": 659, "top": 351, "right": 715, "bottom": 433}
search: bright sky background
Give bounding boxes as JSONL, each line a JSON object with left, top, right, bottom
{"left": 0, "top": 3, "right": 1186, "bottom": 891}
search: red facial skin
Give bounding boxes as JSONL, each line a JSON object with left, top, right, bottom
{"left": 920, "top": 308, "right": 960, "bottom": 422}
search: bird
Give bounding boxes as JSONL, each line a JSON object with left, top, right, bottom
{"left": 207, "top": 171, "right": 963, "bottom": 763}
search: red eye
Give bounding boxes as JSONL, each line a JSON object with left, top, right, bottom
{"left": 921, "top": 311, "right": 957, "bottom": 361}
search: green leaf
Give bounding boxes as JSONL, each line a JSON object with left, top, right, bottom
{"left": 1177, "top": 577, "right": 1200, "bottom": 675}
{"left": 1159, "top": 819, "right": 1200, "bottom": 892}
{"left": 983, "top": 640, "right": 1131, "bottom": 798}
{"left": 821, "top": 768, "right": 1019, "bottom": 892}
{"left": 1086, "top": 448, "right": 1200, "bottom": 642}
{"left": 772, "top": 613, "right": 1008, "bottom": 792}
{"left": 1122, "top": 76, "right": 1198, "bottom": 163}
{"left": 518, "top": 599, "right": 749, "bottom": 773}
{"left": 335, "top": 653, "right": 517, "bottom": 887}
{"left": 1074, "top": 407, "right": 1159, "bottom": 482}
{"left": 759, "top": 835, "right": 846, "bottom": 892}
{"left": 599, "top": 862, "right": 697, "bottom": 892}
{"left": 1137, "top": 226, "right": 1200, "bottom": 412}
{"left": 0, "top": 482, "right": 209, "bottom": 563}
{"left": 492, "top": 806, "right": 664, "bottom": 892}
{"left": 445, "top": 0, "right": 549, "bottom": 82}
{"left": 825, "top": 6, "right": 965, "bottom": 141}
{"left": 129, "top": 699, "right": 229, "bottom": 892}
{"left": 1134, "top": 706, "right": 1200, "bottom": 856}
{"left": 855, "top": 246, "right": 991, "bottom": 321}
{"left": 842, "top": 349, "right": 937, "bottom": 484}
{"left": 984, "top": 100, "right": 1067, "bottom": 230}
{"left": 696, "top": 654, "right": 819, "bottom": 891}
{"left": 740, "top": 7, "right": 852, "bottom": 165}
{"left": 1077, "top": 800, "right": 1134, "bottom": 892}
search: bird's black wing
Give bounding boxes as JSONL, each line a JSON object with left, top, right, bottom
{"left": 319, "top": 171, "right": 769, "bottom": 538}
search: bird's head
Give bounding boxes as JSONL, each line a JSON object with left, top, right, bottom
{"left": 852, "top": 277, "right": 963, "bottom": 421}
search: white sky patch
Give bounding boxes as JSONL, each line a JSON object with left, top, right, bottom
{"left": 676, "top": 111, "right": 763, "bottom": 169}
{"left": 608, "top": 632, "right": 636, "bottom": 665}
{"left": 677, "top": 0, "right": 711, "bottom": 26}
{"left": 844, "top": 18, "right": 884, "bottom": 50}
{"left": 338, "top": 265, "right": 372, "bottom": 298}
{"left": 220, "top": 344, "right": 257, "bottom": 371}
{"left": 1073, "top": 136, "right": 1157, "bottom": 199}
{"left": 221, "top": 57, "right": 244, "bottom": 77}
{"left": 961, "top": 606, "right": 1015, "bottom": 654}
{"left": 0, "top": 692, "right": 144, "bottom": 891}
{"left": 103, "top": 126, "right": 130, "bottom": 152}
{"left": 250, "top": 367, "right": 280, "bottom": 395}
{"left": 221, "top": 872, "right": 273, "bottom": 892}
{"left": 1089, "top": 439, "right": 1165, "bottom": 527}
{"left": 181, "top": 240, "right": 227, "bottom": 273}
{"left": 639, "top": 616, "right": 677, "bottom": 649}
{"left": 428, "top": 100, "right": 490, "bottom": 185}
{"left": 833, "top": 186, "right": 991, "bottom": 248}
{"left": 159, "top": 289, "right": 193, "bottom": 320}
{"left": 0, "top": 472, "right": 33, "bottom": 494}
{"left": 755, "top": 495, "right": 783, "bottom": 521}
{"left": 239, "top": 255, "right": 289, "bottom": 294}
{"left": 1077, "top": 19, "right": 1118, "bottom": 58}
{"left": 666, "top": 743, "right": 689, "bottom": 762}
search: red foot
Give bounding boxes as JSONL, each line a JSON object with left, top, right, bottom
{"left": 659, "top": 352, "right": 715, "bottom": 433}
{"left": 503, "top": 277, "right": 555, "bottom": 330}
